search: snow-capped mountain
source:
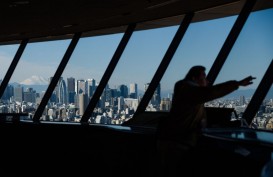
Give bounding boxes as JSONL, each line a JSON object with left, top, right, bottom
{"left": 20, "top": 75, "right": 49, "bottom": 85}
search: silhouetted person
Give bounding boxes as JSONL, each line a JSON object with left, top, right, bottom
{"left": 156, "top": 65, "right": 255, "bottom": 177}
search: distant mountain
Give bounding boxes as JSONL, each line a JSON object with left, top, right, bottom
{"left": 20, "top": 75, "right": 48, "bottom": 85}
{"left": 6, "top": 75, "right": 49, "bottom": 93}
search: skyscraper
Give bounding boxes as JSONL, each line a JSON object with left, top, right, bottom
{"left": 129, "top": 83, "right": 138, "bottom": 99}
{"left": 240, "top": 95, "right": 246, "bottom": 106}
{"left": 77, "top": 79, "right": 88, "bottom": 94}
{"left": 67, "top": 77, "right": 76, "bottom": 103}
{"left": 87, "top": 78, "right": 96, "bottom": 97}
{"left": 24, "top": 88, "right": 36, "bottom": 103}
{"left": 117, "top": 84, "right": 128, "bottom": 98}
{"left": 144, "top": 83, "right": 161, "bottom": 106}
{"left": 79, "top": 93, "right": 88, "bottom": 116}
{"left": 14, "top": 85, "right": 24, "bottom": 102}
{"left": 67, "top": 77, "right": 75, "bottom": 93}
{"left": 57, "top": 78, "right": 67, "bottom": 104}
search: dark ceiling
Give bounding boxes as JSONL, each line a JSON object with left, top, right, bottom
{"left": 1, "top": 0, "right": 273, "bottom": 45}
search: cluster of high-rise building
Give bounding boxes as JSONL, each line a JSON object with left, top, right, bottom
{"left": 1, "top": 78, "right": 272, "bottom": 129}
{"left": 0, "top": 77, "right": 170, "bottom": 124}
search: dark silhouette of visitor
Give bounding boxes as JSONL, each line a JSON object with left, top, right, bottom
{"left": 156, "top": 65, "right": 255, "bottom": 177}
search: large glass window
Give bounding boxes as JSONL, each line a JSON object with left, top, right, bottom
{"left": 213, "top": 8, "right": 273, "bottom": 128}
{"left": 0, "top": 44, "right": 20, "bottom": 113}
{"left": 91, "top": 26, "right": 178, "bottom": 125}
{"left": 1, "top": 40, "right": 71, "bottom": 119}
{"left": 0, "top": 44, "right": 19, "bottom": 85}
{"left": 40, "top": 33, "right": 123, "bottom": 122}
{"left": 152, "top": 15, "right": 236, "bottom": 112}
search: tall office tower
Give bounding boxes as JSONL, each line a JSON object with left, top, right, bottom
{"left": 87, "top": 78, "right": 96, "bottom": 97}
{"left": 160, "top": 98, "right": 172, "bottom": 111}
{"left": 153, "top": 83, "right": 161, "bottom": 105}
{"left": 68, "top": 92, "right": 75, "bottom": 104}
{"left": 240, "top": 95, "right": 246, "bottom": 106}
{"left": 57, "top": 78, "right": 67, "bottom": 104}
{"left": 50, "top": 91, "right": 57, "bottom": 103}
{"left": 67, "top": 77, "right": 75, "bottom": 92}
{"left": 144, "top": 83, "right": 149, "bottom": 92}
{"left": 110, "top": 89, "right": 118, "bottom": 98}
{"left": 48, "top": 77, "right": 67, "bottom": 104}
{"left": 78, "top": 93, "right": 88, "bottom": 116}
{"left": 77, "top": 79, "right": 88, "bottom": 94}
{"left": 2, "top": 84, "right": 14, "bottom": 101}
{"left": 144, "top": 83, "right": 161, "bottom": 106}
{"left": 49, "top": 77, "right": 56, "bottom": 102}
{"left": 117, "top": 84, "right": 128, "bottom": 98}
{"left": 103, "top": 84, "right": 111, "bottom": 103}
{"left": 24, "top": 88, "right": 36, "bottom": 103}
{"left": 67, "top": 77, "right": 76, "bottom": 103}
{"left": 74, "top": 94, "right": 79, "bottom": 108}
{"left": 111, "top": 97, "right": 118, "bottom": 108}
{"left": 14, "top": 85, "right": 24, "bottom": 102}
{"left": 99, "top": 93, "right": 106, "bottom": 109}
{"left": 118, "top": 96, "right": 125, "bottom": 111}
{"left": 129, "top": 83, "right": 138, "bottom": 99}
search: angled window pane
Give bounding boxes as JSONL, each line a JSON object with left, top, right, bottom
{"left": 40, "top": 33, "right": 123, "bottom": 122}
{"left": 0, "top": 44, "right": 20, "bottom": 114}
{"left": 213, "top": 8, "right": 273, "bottom": 129}
{"left": 0, "top": 44, "right": 20, "bottom": 86}
{"left": 91, "top": 26, "right": 178, "bottom": 125}
{"left": 254, "top": 84, "right": 273, "bottom": 130}
{"left": 153, "top": 15, "right": 236, "bottom": 112}
{"left": 3, "top": 40, "right": 71, "bottom": 119}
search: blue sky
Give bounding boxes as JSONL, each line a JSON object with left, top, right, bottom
{"left": 0, "top": 7, "right": 273, "bottom": 94}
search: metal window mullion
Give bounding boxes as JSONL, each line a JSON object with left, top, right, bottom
{"left": 0, "top": 39, "right": 28, "bottom": 98}
{"left": 206, "top": 0, "right": 257, "bottom": 84}
{"left": 80, "top": 24, "right": 136, "bottom": 124}
{"left": 133, "top": 12, "right": 194, "bottom": 116}
{"left": 33, "top": 32, "right": 82, "bottom": 123}
{"left": 243, "top": 59, "right": 273, "bottom": 125}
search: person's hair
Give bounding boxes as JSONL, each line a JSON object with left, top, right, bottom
{"left": 184, "top": 65, "right": 206, "bottom": 81}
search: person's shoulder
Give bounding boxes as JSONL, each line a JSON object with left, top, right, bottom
{"left": 176, "top": 79, "right": 196, "bottom": 86}
{"left": 175, "top": 79, "right": 185, "bottom": 85}
{"left": 174, "top": 80, "right": 185, "bottom": 88}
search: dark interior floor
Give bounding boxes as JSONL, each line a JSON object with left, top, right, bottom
{"left": 0, "top": 122, "right": 271, "bottom": 177}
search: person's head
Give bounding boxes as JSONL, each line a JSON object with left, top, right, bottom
{"left": 184, "top": 65, "right": 208, "bottom": 86}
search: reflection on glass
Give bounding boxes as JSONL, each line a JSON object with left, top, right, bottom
{"left": 40, "top": 33, "right": 123, "bottom": 122}
{"left": 156, "top": 16, "right": 236, "bottom": 112}
{"left": 1, "top": 40, "right": 71, "bottom": 120}
{"left": 213, "top": 8, "right": 273, "bottom": 130}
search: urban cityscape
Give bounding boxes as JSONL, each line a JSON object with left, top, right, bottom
{"left": 0, "top": 76, "right": 273, "bottom": 130}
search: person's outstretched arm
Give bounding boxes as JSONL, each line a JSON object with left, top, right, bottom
{"left": 238, "top": 76, "right": 256, "bottom": 86}
{"left": 191, "top": 76, "right": 256, "bottom": 103}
